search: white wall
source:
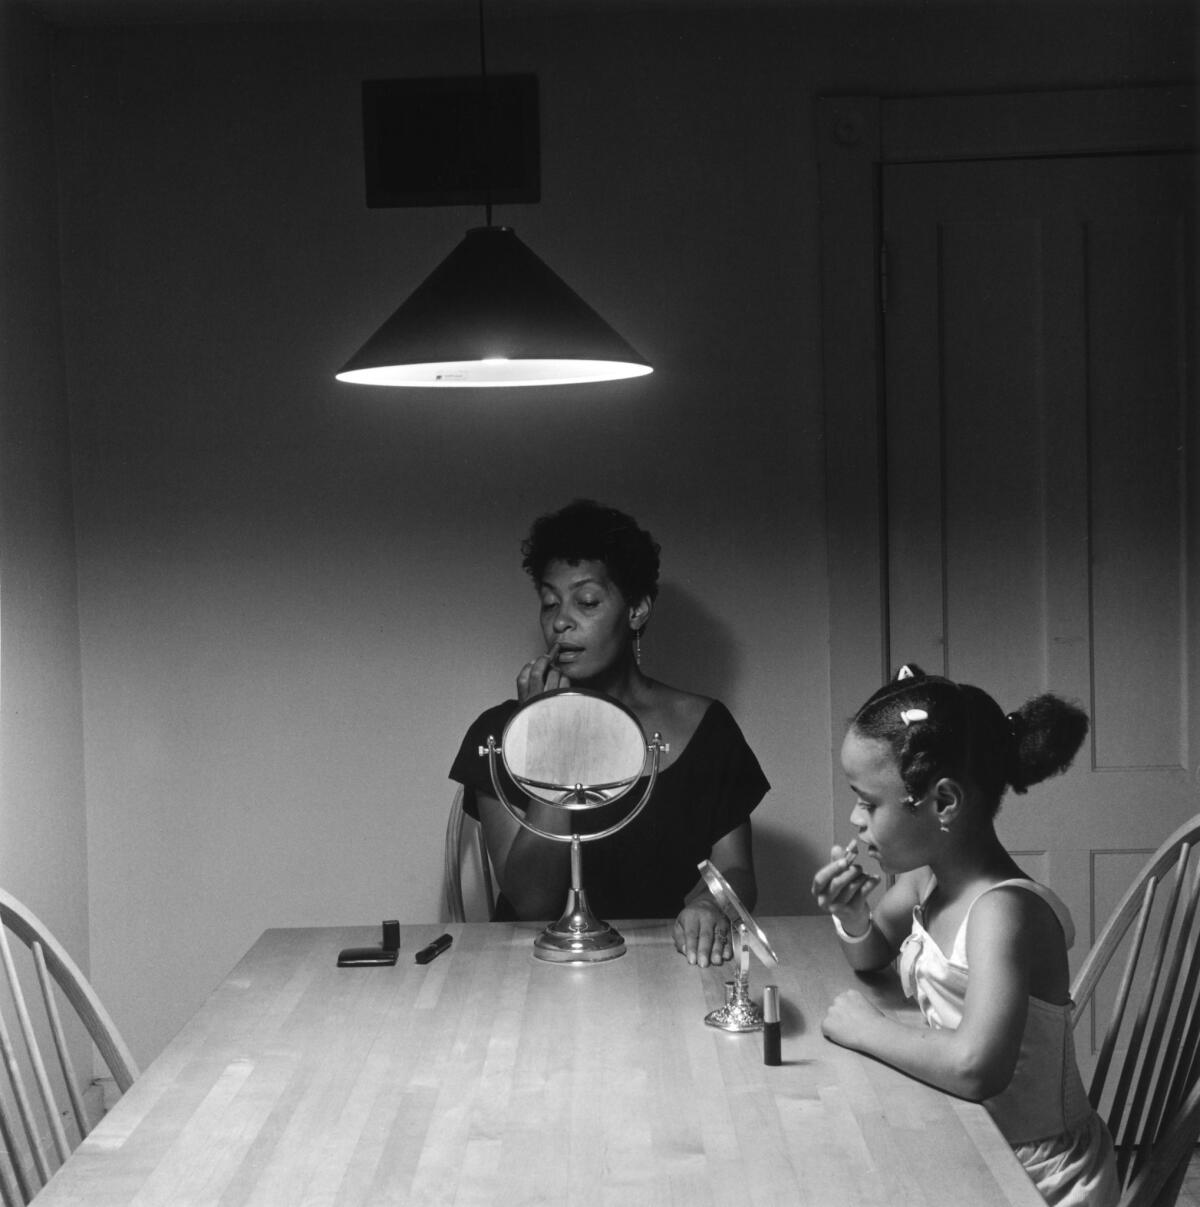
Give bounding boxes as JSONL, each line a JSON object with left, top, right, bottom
{"left": 0, "top": 1, "right": 90, "bottom": 966}
{"left": 28, "top": 0, "right": 1193, "bottom": 1066}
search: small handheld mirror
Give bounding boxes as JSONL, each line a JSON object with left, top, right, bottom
{"left": 697, "top": 859, "right": 779, "bottom": 1031}
{"left": 480, "top": 689, "right": 668, "bottom": 963}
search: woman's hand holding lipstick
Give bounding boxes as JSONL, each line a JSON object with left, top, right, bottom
{"left": 516, "top": 640, "right": 572, "bottom": 702}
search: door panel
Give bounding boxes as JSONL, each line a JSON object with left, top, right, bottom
{"left": 881, "top": 154, "right": 1197, "bottom": 1029}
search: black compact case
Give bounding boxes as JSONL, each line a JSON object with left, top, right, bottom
{"left": 337, "top": 947, "right": 397, "bottom": 967}
{"left": 337, "top": 920, "right": 400, "bottom": 966}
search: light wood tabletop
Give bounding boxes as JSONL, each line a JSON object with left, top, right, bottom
{"left": 38, "top": 918, "right": 1044, "bottom": 1206}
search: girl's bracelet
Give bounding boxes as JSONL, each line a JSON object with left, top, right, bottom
{"left": 832, "top": 912, "right": 873, "bottom": 944}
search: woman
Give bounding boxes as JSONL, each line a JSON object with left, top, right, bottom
{"left": 449, "top": 499, "right": 768, "bottom": 967}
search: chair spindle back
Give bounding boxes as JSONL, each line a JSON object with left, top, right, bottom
{"left": 1072, "top": 816, "right": 1200, "bottom": 1207}
{"left": 0, "top": 889, "right": 137, "bottom": 1204}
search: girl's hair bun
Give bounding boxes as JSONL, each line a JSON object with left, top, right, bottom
{"left": 1005, "top": 693, "right": 1089, "bottom": 794}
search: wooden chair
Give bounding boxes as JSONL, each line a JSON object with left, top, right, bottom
{"left": 443, "top": 786, "right": 497, "bottom": 922}
{"left": 1071, "top": 815, "right": 1200, "bottom": 1207}
{"left": 0, "top": 887, "right": 138, "bottom": 1204}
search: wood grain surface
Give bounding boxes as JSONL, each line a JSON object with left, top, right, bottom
{"left": 36, "top": 919, "right": 1044, "bottom": 1206}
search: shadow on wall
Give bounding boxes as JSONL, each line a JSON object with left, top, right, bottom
{"left": 648, "top": 581, "right": 738, "bottom": 701}
{"left": 652, "top": 580, "right": 831, "bottom": 916}
{"left": 755, "top": 821, "right": 829, "bottom": 917}
{"left": 647, "top": 581, "right": 812, "bottom": 913}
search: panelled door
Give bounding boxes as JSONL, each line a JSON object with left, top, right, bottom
{"left": 880, "top": 151, "right": 1198, "bottom": 1003}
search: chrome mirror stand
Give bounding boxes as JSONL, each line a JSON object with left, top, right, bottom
{"left": 694, "top": 859, "right": 778, "bottom": 1031}
{"left": 479, "top": 690, "right": 668, "bottom": 965}
{"left": 532, "top": 834, "right": 625, "bottom": 963}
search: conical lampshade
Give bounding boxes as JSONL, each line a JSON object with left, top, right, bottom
{"left": 336, "top": 226, "right": 653, "bottom": 387}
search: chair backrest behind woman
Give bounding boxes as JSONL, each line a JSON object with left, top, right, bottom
{"left": 444, "top": 786, "right": 496, "bottom": 923}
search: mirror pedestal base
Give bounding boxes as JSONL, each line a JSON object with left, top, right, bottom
{"left": 533, "top": 888, "right": 625, "bottom": 964}
{"left": 533, "top": 923, "right": 625, "bottom": 964}
{"left": 704, "top": 947, "right": 764, "bottom": 1032}
{"left": 704, "top": 996, "right": 764, "bottom": 1032}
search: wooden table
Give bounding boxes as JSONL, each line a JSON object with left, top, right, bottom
{"left": 38, "top": 919, "right": 1043, "bottom": 1206}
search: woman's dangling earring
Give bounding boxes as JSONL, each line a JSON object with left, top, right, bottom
{"left": 633, "top": 627, "right": 642, "bottom": 666}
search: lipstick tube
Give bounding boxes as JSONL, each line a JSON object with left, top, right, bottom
{"left": 414, "top": 933, "right": 453, "bottom": 965}
{"left": 762, "top": 985, "right": 781, "bottom": 1066}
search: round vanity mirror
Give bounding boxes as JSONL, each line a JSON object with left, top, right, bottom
{"left": 698, "top": 860, "right": 778, "bottom": 969}
{"left": 500, "top": 690, "right": 647, "bottom": 808}
{"left": 480, "top": 688, "right": 668, "bottom": 963}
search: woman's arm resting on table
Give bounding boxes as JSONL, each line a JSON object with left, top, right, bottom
{"left": 820, "top": 888, "right": 1034, "bottom": 1102}
{"left": 674, "top": 821, "right": 756, "bottom": 967}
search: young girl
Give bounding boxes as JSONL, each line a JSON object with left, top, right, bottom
{"left": 811, "top": 665, "right": 1118, "bottom": 1207}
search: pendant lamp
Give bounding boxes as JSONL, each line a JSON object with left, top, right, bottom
{"left": 336, "top": 225, "right": 653, "bottom": 386}
{"left": 335, "top": 3, "right": 652, "bottom": 389}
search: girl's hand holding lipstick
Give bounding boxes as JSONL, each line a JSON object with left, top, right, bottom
{"left": 811, "top": 839, "right": 880, "bottom": 935}
{"left": 516, "top": 641, "right": 572, "bottom": 702}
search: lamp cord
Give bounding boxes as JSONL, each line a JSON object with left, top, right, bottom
{"left": 477, "top": 0, "right": 493, "bottom": 227}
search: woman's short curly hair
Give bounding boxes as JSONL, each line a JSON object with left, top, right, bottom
{"left": 850, "top": 664, "right": 1089, "bottom": 817}
{"left": 521, "top": 500, "right": 660, "bottom": 605}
